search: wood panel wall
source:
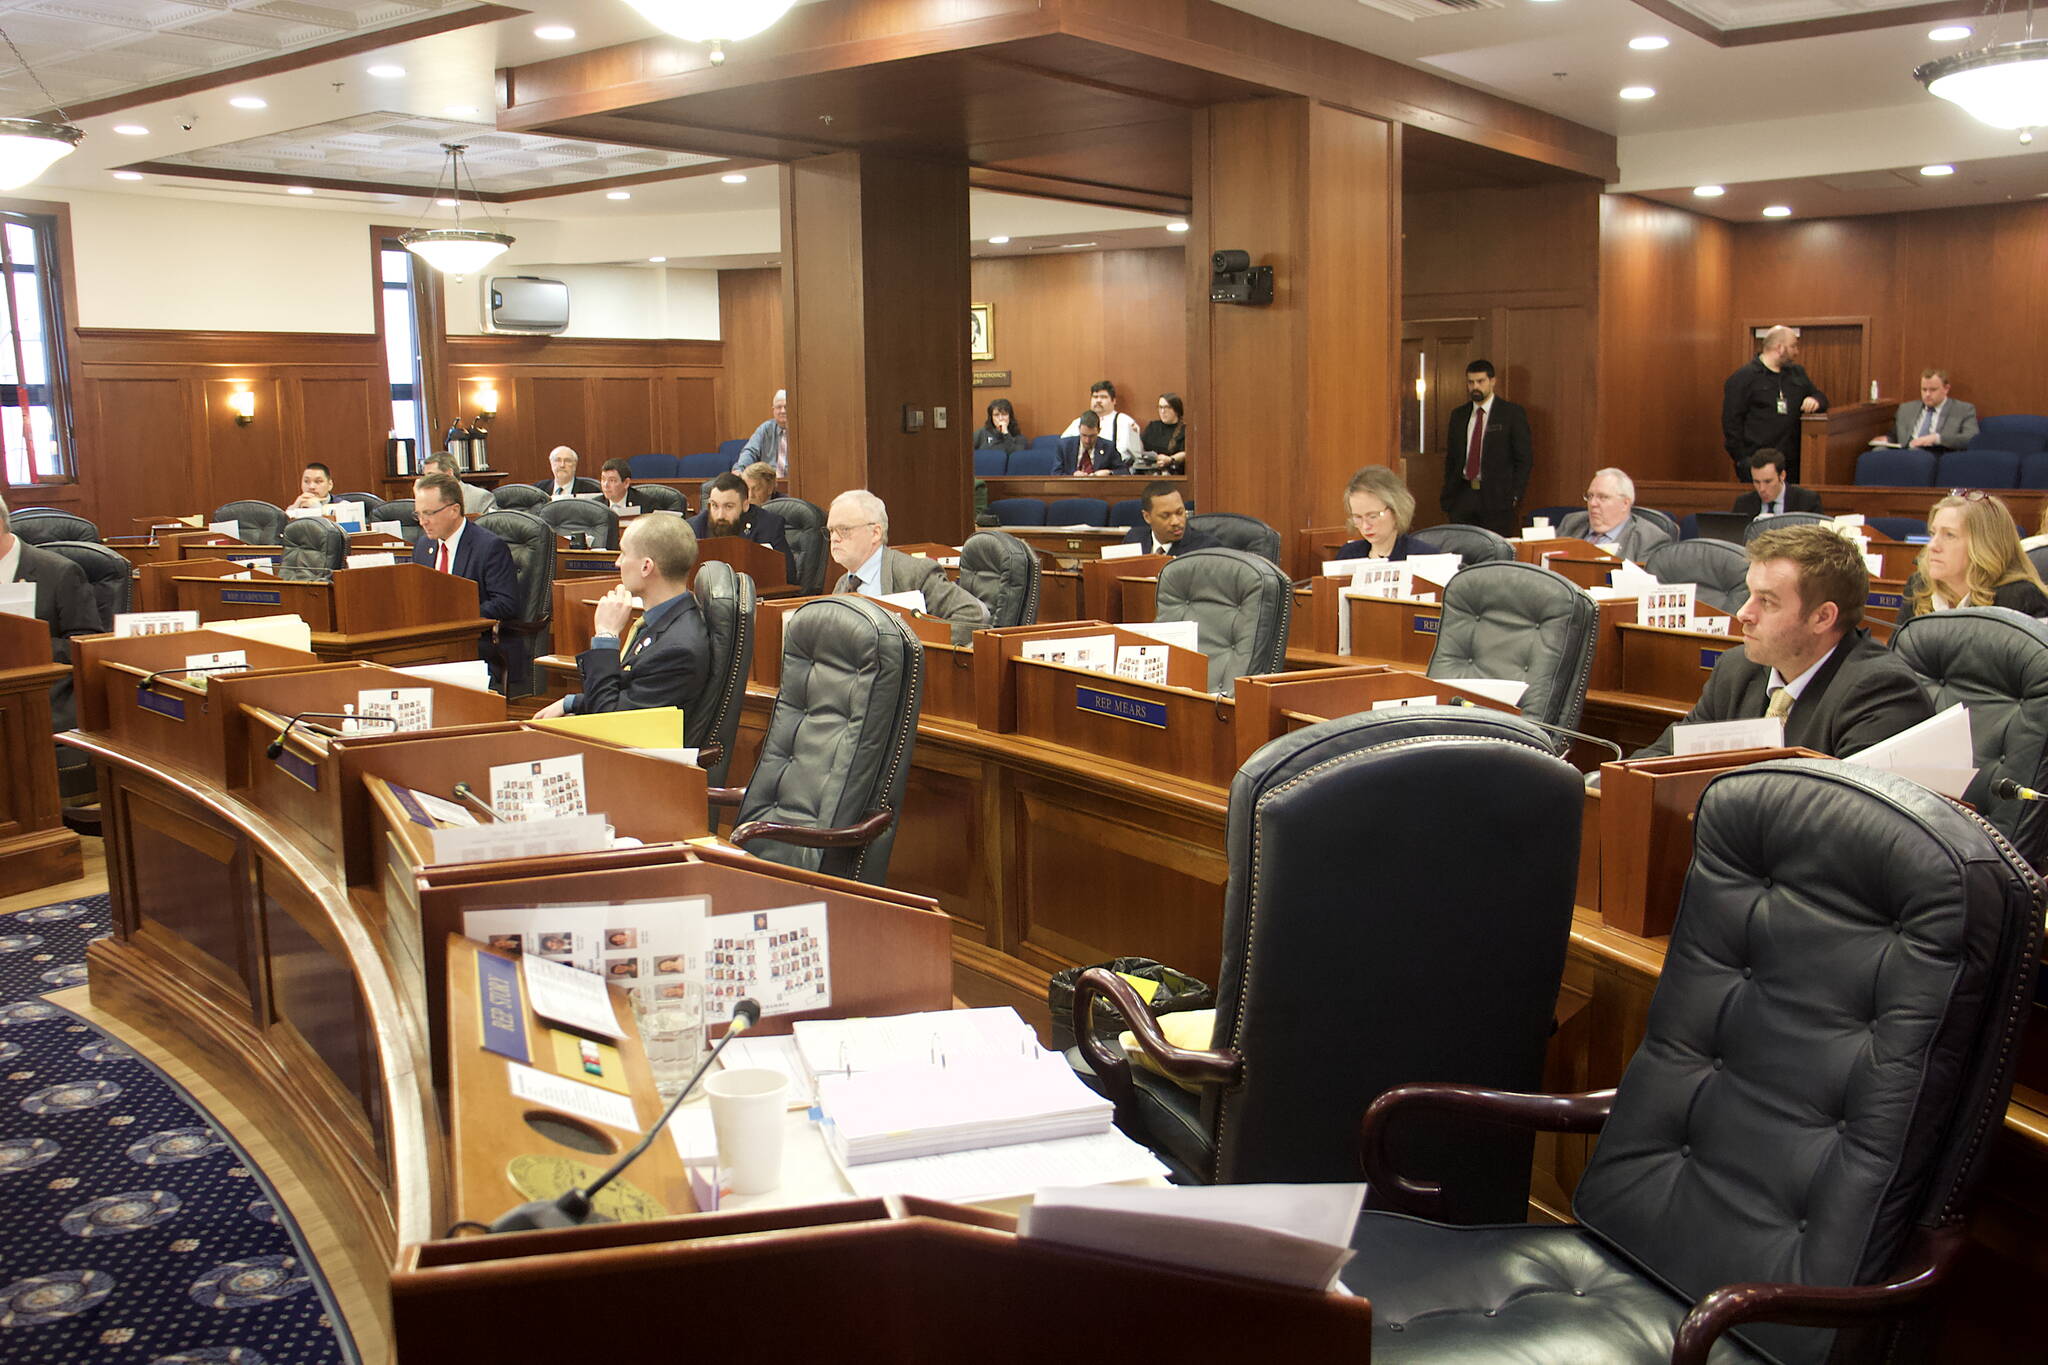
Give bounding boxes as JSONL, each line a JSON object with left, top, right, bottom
{"left": 716, "top": 267, "right": 784, "bottom": 446}
{"left": 966, "top": 247, "right": 1187, "bottom": 444}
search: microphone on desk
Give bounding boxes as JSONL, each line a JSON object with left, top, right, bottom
{"left": 1445, "top": 697, "right": 1623, "bottom": 764}
{"left": 266, "top": 711, "right": 398, "bottom": 759}
{"left": 487, "top": 996, "right": 763, "bottom": 1234}
{"left": 136, "top": 665, "right": 205, "bottom": 693}
{"left": 1994, "top": 778, "right": 2046, "bottom": 802}
{"left": 451, "top": 781, "right": 505, "bottom": 823}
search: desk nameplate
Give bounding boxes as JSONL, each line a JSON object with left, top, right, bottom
{"left": 135, "top": 689, "right": 187, "bottom": 721}
{"left": 1076, "top": 685, "right": 1168, "bottom": 729}
{"left": 221, "top": 589, "right": 284, "bottom": 606}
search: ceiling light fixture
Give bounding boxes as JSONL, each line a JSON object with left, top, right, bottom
{"left": 443, "top": 105, "right": 481, "bottom": 119}
{"left": 436, "top": 197, "right": 458, "bottom": 207}
{"left": 535, "top": 25, "right": 577, "bottom": 40}
{"left": 111, "top": 170, "right": 142, "bottom": 181}
{"left": 987, "top": 236, "right": 1010, "bottom": 245}
{"left": 619, "top": 0, "right": 797, "bottom": 65}
{"left": 648, "top": 256, "right": 668, "bottom": 263}
{"left": 367, "top": 64, "right": 405, "bottom": 79}
{"left": 1628, "top": 36, "right": 1670, "bottom": 50}
{"left": 1917, "top": 8, "right": 2048, "bottom": 140}
{"left": 112, "top": 123, "right": 148, "bottom": 136}
{"left": 1920, "top": 162, "right": 1957, "bottom": 175}
{"left": 229, "top": 95, "right": 266, "bottom": 110}
{"left": 1930, "top": 25, "right": 1974, "bottom": 41}
{"left": 287, "top": 186, "right": 314, "bottom": 195}
{"left": 399, "top": 143, "right": 514, "bottom": 275}
{"left": 1693, "top": 184, "right": 1725, "bottom": 197}
{"left": 1762, "top": 205, "right": 1792, "bottom": 217}
{"left": 0, "top": 27, "right": 83, "bottom": 190}
{"left": 1619, "top": 85, "right": 1656, "bottom": 100}
{"left": 720, "top": 172, "right": 748, "bottom": 184}
{"left": 606, "top": 190, "right": 631, "bottom": 200}
{"left": 1166, "top": 221, "right": 1190, "bottom": 233}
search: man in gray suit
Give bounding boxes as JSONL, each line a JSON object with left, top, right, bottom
{"left": 827, "top": 489, "right": 987, "bottom": 642}
{"left": 1557, "top": 467, "right": 1672, "bottom": 561}
{"left": 1888, "top": 369, "right": 1978, "bottom": 452}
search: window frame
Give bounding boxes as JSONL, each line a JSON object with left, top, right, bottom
{"left": 0, "top": 198, "right": 79, "bottom": 488}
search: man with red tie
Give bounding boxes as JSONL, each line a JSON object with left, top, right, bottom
{"left": 1056, "top": 410, "right": 1122, "bottom": 475}
{"left": 412, "top": 471, "right": 522, "bottom": 689}
{"left": 1438, "top": 358, "right": 1532, "bottom": 538}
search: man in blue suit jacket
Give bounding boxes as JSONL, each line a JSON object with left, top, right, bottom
{"left": 688, "top": 473, "right": 794, "bottom": 582}
{"left": 535, "top": 512, "right": 709, "bottom": 720}
{"left": 1057, "top": 411, "right": 1125, "bottom": 475}
{"left": 412, "top": 472, "right": 523, "bottom": 688}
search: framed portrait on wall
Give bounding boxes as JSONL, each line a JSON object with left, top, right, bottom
{"left": 969, "top": 303, "right": 994, "bottom": 361}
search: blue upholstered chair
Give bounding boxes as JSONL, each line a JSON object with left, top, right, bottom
{"left": 1006, "top": 448, "right": 1057, "bottom": 476}
{"left": 1972, "top": 415, "right": 2048, "bottom": 454}
{"left": 1855, "top": 446, "right": 1938, "bottom": 486}
{"left": 988, "top": 498, "right": 1048, "bottom": 526}
{"left": 627, "top": 453, "right": 682, "bottom": 478}
{"left": 1938, "top": 448, "right": 2021, "bottom": 489}
{"left": 1045, "top": 497, "right": 1108, "bottom": 526}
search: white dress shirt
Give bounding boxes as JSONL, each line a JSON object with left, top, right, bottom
{"left": 1062, "top": 410, "right": 1144, "bottom": 465}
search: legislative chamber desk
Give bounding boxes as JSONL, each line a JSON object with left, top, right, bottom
{"left": 164, "top": 561, "right": 491, "bottom": 668}
{"left": 0, "top": 611, "right": 81, "bottom": 894}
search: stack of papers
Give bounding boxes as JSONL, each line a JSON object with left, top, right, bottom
{"left": 1018, "top": 1183, "right": 1365, "bottom": 1292}
{"left": 1845, "top": 701, "right": 1977, "bottom": 798}
{"left": 792, "top": 1007, "right": 1039, "bottom": 1084}
{"left": 816, "top": 1051, "right": 1113, "bottom": 1165}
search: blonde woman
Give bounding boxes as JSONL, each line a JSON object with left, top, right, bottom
{"left": 1334, "top": 466, "right": 1440, "bottom": 561}
{"left": 1898, "top": 491, "right": 2048, "bottom": 623}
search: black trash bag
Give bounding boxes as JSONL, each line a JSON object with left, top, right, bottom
{"left": 1047, "top": 957, "right": 1214, "bottom": 1054}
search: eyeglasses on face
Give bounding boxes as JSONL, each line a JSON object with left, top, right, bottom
{"left": 1348, "top": 508, "right": 1391, "bottom": 525}
{"left": 826, "top": 521, "right": 877, "bottom": 541}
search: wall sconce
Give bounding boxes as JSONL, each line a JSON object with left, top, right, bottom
{"left": 474, "top": 383, "right": 499, "bottom": 419}
{"left": 230, "top": 390, "right": 256, "bottom": 426}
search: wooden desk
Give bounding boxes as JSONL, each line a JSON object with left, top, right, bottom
{"left": 1801, "top": 401, "right": 1898, "bottom": 485}
{"left": 981, "top": 474, "right": 1179, "bottom": 503}
{"left": 1005, "top": 526, "right": 1130, "bottom": 566}
{"left": 172, "top": 562, "right": 490, "bottom": 669}
{"left": 378, "top": 469, "right": 507, "bottom": 501}
{"left": 0, "top": 612, "right": 80, "bottom": 894}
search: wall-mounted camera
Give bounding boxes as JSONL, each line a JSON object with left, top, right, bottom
{"left": 1210, "top": 248, "right": 1273, "bottom": 306}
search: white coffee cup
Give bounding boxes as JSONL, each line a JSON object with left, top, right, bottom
{"left": 705, "top": 1067, "right": 789, "bottom": 1196}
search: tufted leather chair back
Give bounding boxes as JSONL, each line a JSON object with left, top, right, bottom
{"left": 536, "top": 498, "right": 620, "bottom": 551}
{"left": 1644, "top": 538, "right": 1751, "bottom": 614}
{"left": 1154, "top": 548, "right": 1291, "bottom": 696}
{"left": 1188, "top": 512, "right": 1280, "bottom": 563}
{"left": 688, "top": 560, "right": 755, "bottom": 786}
{"left": 739, "top": 596, "right": 922, "bottom": 884}
{"left": 476, "top": 510, "right": 555, "bottom": 694}
{"left": 1208, "top": 707, "right": 1581, "bottom": 1217}
{"left": 1892, "top": 606, "right": 2048, "bottom": 865}
{"left": 632, "top": 484, "right": 685, "bottom": 513}
{"left": 211, "top": 500, "right": 286, "bottom": 547}
{"left": 371, "top": 500, "right": 421, "bottom": 545}
{"left": 1573, "top": 758, "right": 2041, "bottom": 1365}
{"left": 1427, "top": 560, "right": 1596, "bottom": 730}
{"left": 1633, "top": 506, "right": 1681, "bottom": 542}
{"left": 1421, "top": 522, "right": 1515, "bottom": 566}
{"left": 278, "top": 516, "right": 348, "bottom": 581}
{"left": 958, "top": 529, "right": 1040, "bottom": 628}
{"left": 36, "top": 541, "right": 128, "bottom": 628}
{"left": 8, "top": 510, "right": 98, "bottom": 545}
{"left": 765, "top": 496, "right": 827, "bottom": 595}
{"left": 492, "top": 484, "right": 547, "bottom": 511}
{"left": 1743, "top": 509, "right": 1830, "bottom": 542}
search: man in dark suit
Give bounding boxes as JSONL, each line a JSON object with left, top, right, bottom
{"left": 1633, "top": 523, "right": 1931, "bottom": 760}
{"left": 412, "top": 472, "right": 523, "bottom": 689}
{"left": 1, "top": 494, "right": 97, "bottom": 730}
{"left": 689, "top": 473, "right": 793, "bottom": 581}
{"left": 1722, "top": 324, "right": 1827, "bottom": 481}
{"left": 597, "top": 458, "right": 666, "bottom": 517}
{"left": 1120, "top": 483, "right": 1217, "bottom": 557}
{"left": 1056, "top": 410, "right": 1124, "bottom": 475}
{"left": 1438, "top": 358, "right": 1532, "bottom": 538}
{"left": 1732, "top": 449, "right": 1824, "bottom": 517}
{"left": 535, "top": 512, "right": 709, "bottom": 719}
{"left": 535, "top": 446, "right": 592, "bottom": 499}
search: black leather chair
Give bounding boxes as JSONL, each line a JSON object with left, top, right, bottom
{"left": 2032, "top": 543, "right": 2048, "bottom": 584}
{"left": 536, "top": 498, "right": 620, "bottom": 551}
{"left": 714, "top": 596, "right": 921, "bottom": 885}
{"left": 766, "top": 495, "right": 827, "bottom": 595}
{"left": 493, "top": 484, "right": 548, "bottom": 511}
{"left": 958, "top": 529, "right": 1040, "bottom": 628}
{"left": 632, "top": 484, "right": 685, "bottom": 513}
{"left": 1423, "top": 522, "right": 1516, "bottom": 566}
{"left": 1892, "top": 606, "right": 2048, "bottom": 867}
{"left": 35, "top": 540, "right": 128, "bottom": 629}
{"left": 1634, "top": 506, "right": 1682, "bottom": 542}
{"left": 278, "top": 516, "right": 348, "bottom": 581}
{"left": 1743, "top": 509, "right": 1830, "bottom": 542}
{"left": 1344, "top": 758, "right": 2041, "bottom": 1365}
{"left": 476, "top": 509, "right": 555, "bottom": 697}
{"left": 1188, "top": 512, "right": 1281, "bottom": 564}
{"left": 688, "top": 559, "right": 755, "bottom": 788}
{"left": 1072, "top": 707, "right": 1582, "bottom": 1221}
{"left": 371, "top": 499, "right": 421, "bottom": 545}
{"left": 211, "top": 499, "right": 286, "bottom": 546}
{"left": 1154, "top": 547, "right": 1291, "bottom": 696}
{"left": 1427, "top": 560, "right": 1597, "bottom": 731}
{"left": 337, "top": 491, "right": 382, "bottom": 513}
{"left": 1644, "top": 538, "right": 1751, "bottom": 614}
{"left": 8, "top": 510, "right": 98, "bottom": 544}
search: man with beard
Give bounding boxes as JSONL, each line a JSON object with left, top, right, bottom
{"left": 1438, "top": 358, "right": 1532, "bottom": 537}
{"left": 689, "top": 473, "right": 793, "bottom": 581}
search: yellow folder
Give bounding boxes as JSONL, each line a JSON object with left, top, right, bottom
{"left": 530, "top": 705, "right": 686, "bottom": 749}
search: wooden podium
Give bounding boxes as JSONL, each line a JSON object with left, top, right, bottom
{"left": 0, "top": 612, "right": 81, "bottom": 894}
{"left": 170, "top": 562, "right": 489, "bottom": 668}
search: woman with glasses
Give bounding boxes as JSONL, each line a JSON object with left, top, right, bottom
{"left": 1334, "top": 466, "right": 1439, "bottom": 561}
{"left": 1898, "top": 491, "right": 2048, "bottom": 623}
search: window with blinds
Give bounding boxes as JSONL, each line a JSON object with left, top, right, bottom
{"left": 0, "top": 211, "right": 72, "bottom": 486}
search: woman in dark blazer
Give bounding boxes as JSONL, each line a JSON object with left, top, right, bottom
{"left": 1333, "top": 465, "right": 1440, "bottom": 561}
{"left": 973, "top": 399, "right": 1026, "bottom": 453}
{"left": 1898, "top": 491, "right": 2048, "bottom": 623}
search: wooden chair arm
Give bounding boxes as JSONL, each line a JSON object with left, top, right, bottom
{"left": 729, "top": 808, "right": 895, "bottom": 851}
{"left": 694, "top": 741, "right": 723, "bottom": 772}
{"left": 1071, "top": 967, "right": 1240, "bottom": 1110}
{"left": 1669, "top": 1224, "right": 1965, "bottom": 1365}
{"left": 1360, "top": 1083, "right": 1616, "bottom": 1218}
{"left": 705, "top": 787, "right": 746, "bottom": 807}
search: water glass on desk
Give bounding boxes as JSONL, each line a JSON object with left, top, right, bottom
{"left": 632, "top": 980, "right": 703, "bottom": 1102}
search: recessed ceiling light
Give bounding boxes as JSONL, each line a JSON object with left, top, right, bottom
{"left": 648, "top": 256, "right": 667, "bottom": 263}
{"left": 1693, "top": 184, "right": 1725, "bottom": 197}
{"left": 1059, "top": 242, "right": 1098, "bottom": 249}
{"left": 367, "top": 64, "right": 405, "bottom": 79}
{"left": 113, "top": 124, "right": 148, "bottom": 135}
{"left": 1762, "top": 205, "right": 1792, "bottom": 217}
{"left": 228, "top": 95, "right": 267, "bottom": 110}
{"left": 1165, "top": 220, "right": 1190, "bottom": 233}
{"left": 435, "top": 197, "right": 458, "bottom": 207}
{"left": 1929, "top": 25, "right": 1972, "bottom": 41}
{"left": 443, "top": 104, "right": 481, "bottom": 119}
{"left": 1920, "top": 163, "right": 1956, "bottom": 176}
{"left": 534, "top": 25, "right": 576, "bottom": 40}
{"left": 287, "top": 186, "right": 314, "bottom": 195}
{"left": 111, "top": 171, "right": 143, "bottom": 181}
{"left": 1628, "top": 36, "right": 1669, "bottom": 50}
{"left": 720, "top": 172, "right": 748, "bottom": 184}
{"left": 1619, "top": 86, "right": 1656, "bottom": 100}
{"left": 987, "top": 236, "right": 1010, "bottom": 245}
{"left": 606, "top": 190, "right": 631, "bottom": 200}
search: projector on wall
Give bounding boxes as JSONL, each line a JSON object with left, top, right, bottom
{"left": 485, "top": 275, "right": 570, "bottom": 333}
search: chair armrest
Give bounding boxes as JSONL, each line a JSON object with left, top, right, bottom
{"left": 1360, "top": 1083, "right": 1616, "bottom": 1219}
{"left": 730, "top": 808, "right": 895, "bottom": 851}
{"left": 1669, "top": 1224, "right": 1965, "bottom": 1365}
{"left": 1071, "top": 967, "right": 1240, "bottom": 1109}
{"left": 705, "top": 786, "right": 746, "bottom": 807}
{"left": 695, "top": 741, "right": 724, "bottom": 772}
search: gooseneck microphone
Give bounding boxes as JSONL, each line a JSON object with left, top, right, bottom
{"left": 266, "top": 711, "right": 398, "bottom": 760}
{"left": 488, "top": 997, "right": 763, "bottom": 1233}
{"left": 136, "top": 665, "right": 204, "bottom": 693}
{"left": 1995, "top": 778, "right": 2045, "bottom": 802}
{"left": 451, "top": 781, "right": 504, "bottom": 823}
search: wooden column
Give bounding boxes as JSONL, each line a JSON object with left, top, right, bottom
{"left": 1190, "top": 98, "right": 1399, "bottom": 575}
{"left": 782, "top": 151, "right": 971, "bottom": 546}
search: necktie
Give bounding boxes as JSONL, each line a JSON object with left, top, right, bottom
{"left": 1464, "top": 407, "right": 1484, "bottom": 483}
{"left": 777, "top": 432, "right": 789, "bottom": 476}
{"left": 435, "top": 540, "right": 449, "bottom": 574}
{"left": 848, "top": 575, "right": 862, "bottom": 594}
{"left": 1767, "top": 500, "right": 1778, "bottom": 515}
{"left": 1078, "top": 440, "right": 1094, "bottom": 475}
{"left": 1917, "top": 406, "right": 1936, "bottom": 439}
{"left": 1765, "top": 687, "right": 1794, "bottom": 722}
{"left": 620, "top": 617, "right": 643, "bottom": 656}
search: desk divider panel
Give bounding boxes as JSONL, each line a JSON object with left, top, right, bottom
{"left": 1081, "top": 552, "right": 1168, "bottom": 621}
{"left": 695, "top": 535, "right": 791, "bottom": 593}
{"left": 752, "top": 593, "right": 954, "bottom": 690}
{"left": 173, "top": 573, "right": 333, "bottom": 628}
{"left": 1612, "top": 622, "right": 1738, "bottom": 711}
{"left": 1514, "top": 537, "right": 1589, "bottom": 565}
{"left": 1119, "top": 575, "right": 1159, "bottom": 623}
{"left": 1230, "top": 664, "right": 1519, "bottom": 768}
{"left": 177, "top": 534, "right": 277, "bottom": 561}
{"left": 1546, "top": 555, "right": 1624, "bottom": 591}
{"left": 1005, "top": 639, "right": 1233, "bottom": 789}
{"left": 556, "top": 546, "right": 622, "bottom": 579}
{"left": 1038, "top": 567, "right": 1082, "bottom": 622}
{"left": 0, "top": 613, "right": 78, "bottom": 894}
{"left": 135, "top": 555, "right": 245, "bottom": 613}
{"left": 328, "top": 562, "right": 483, "bottom": 634}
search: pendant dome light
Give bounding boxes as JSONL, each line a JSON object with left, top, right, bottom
{"left": 399, "top": 143, "right": 513, "bottom": 274}
{"left": 0, "top": 28, "right": 83, "bottom": 191}
{"left": 619, "top": 1, "right": 797, "bottom": 64}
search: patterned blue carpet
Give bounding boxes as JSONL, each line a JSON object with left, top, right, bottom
{"left": 0, "top": 894, "right": 356, "bottom": 1365}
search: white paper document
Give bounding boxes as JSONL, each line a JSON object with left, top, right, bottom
{"left": 696, "top": 901, "right": 830, "bottom": 1019}
{"left": 465, "top": 896, "right": 711, "bottom": 992}
{"left": 207, "top": 520, "right": 239, "bottom": 539}
{"left": 1640, "top": 583, "right": 1698, "bottom": 631}
{"left": 1402, "top": 553, "right": 1463, "bottom": 590}
{"left": 201, "top": 614, "right": 313, "bottom": 652}
{"left": 398, "top": 659, "right": 493, "bottom": 692}
{"left": 1019, "top": 1182, "right": 1367, "bottom": 1291}
{"left": 410, "top": 789, "right": 477, "bottom": 827}
{"left": 430, "top": 812, "right": 611, "bottom": 865}
{"left": 0, "top": 582, "right": 35, "bottom": 620}
{"left": 1020, "top": 634, "right": 1116, "bottom": 674}
{"left": 1371, "top": 694, "right": 1438, "bottom": 710}
{"left": 370, "top": 520, "right": 405, "bottom": 539}
{"left": 793, "top": 1007, "right": 1040, "bottom": 1082}
{"left": 489, "top": 753, "right": 588, "bottom": 821}
{"left": 841, "top": 1130, "right": 1169, "bottom": 1203}
{"left": 346, "top": 552, "right": 396, "bottom": 569}
{"left": 1122, "top": 619, "right": 1200, "bottom": 652}
{"left": 358, "top": 687, "right": 434, "bottom": 732}
{"left": 1114, "top": 644, "right": 1169, "bottom": 685}
{"left": 1844, "top": 701, "right": 1977, "bottom": 798}
{"left": 1098, "top": 542, "right": 1145, "bottom": 561}
{"left": 519, "top": 955, "right": 625, "bottom": 1039}
{"left": 718, "top": 1034, "right": 816, "bottom": 1108}
{"left": 182, "top": 649, "right": 247, "bottom": 679}
{"left": 1671, "top": 715, "right": 1785, "bottom": 757}
{"left": 506, "top": 1061, "right": 640, "bottom": 1133}
{"left": 1608, "top": 561, "right": 1661, "bottom": 599}
{"left": 817, "top": 1052, "right": 1113, "bottom": 1164}
{"left": 114, "top": 610, "right": 198, "bottom": 638}
{"left": 874, "top": 589, "right": 926, "bottom": 613}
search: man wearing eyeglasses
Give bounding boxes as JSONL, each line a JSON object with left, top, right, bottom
{"left": 827, "top": 489, "right": 987, "bottom": 641}
{"left": 1557, "top": 468, "right": 1671, "bottom": 561}
{"left": 412, "top": 471, "right": 522, "bottom": 688}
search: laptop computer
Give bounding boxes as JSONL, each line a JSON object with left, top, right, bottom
{"left": 1694, "top": 511, "right": 1755, "bottom": 544}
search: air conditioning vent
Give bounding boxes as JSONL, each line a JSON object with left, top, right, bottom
{"left": 1358, "top": 0, "right": 1504, "bottom": 20}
